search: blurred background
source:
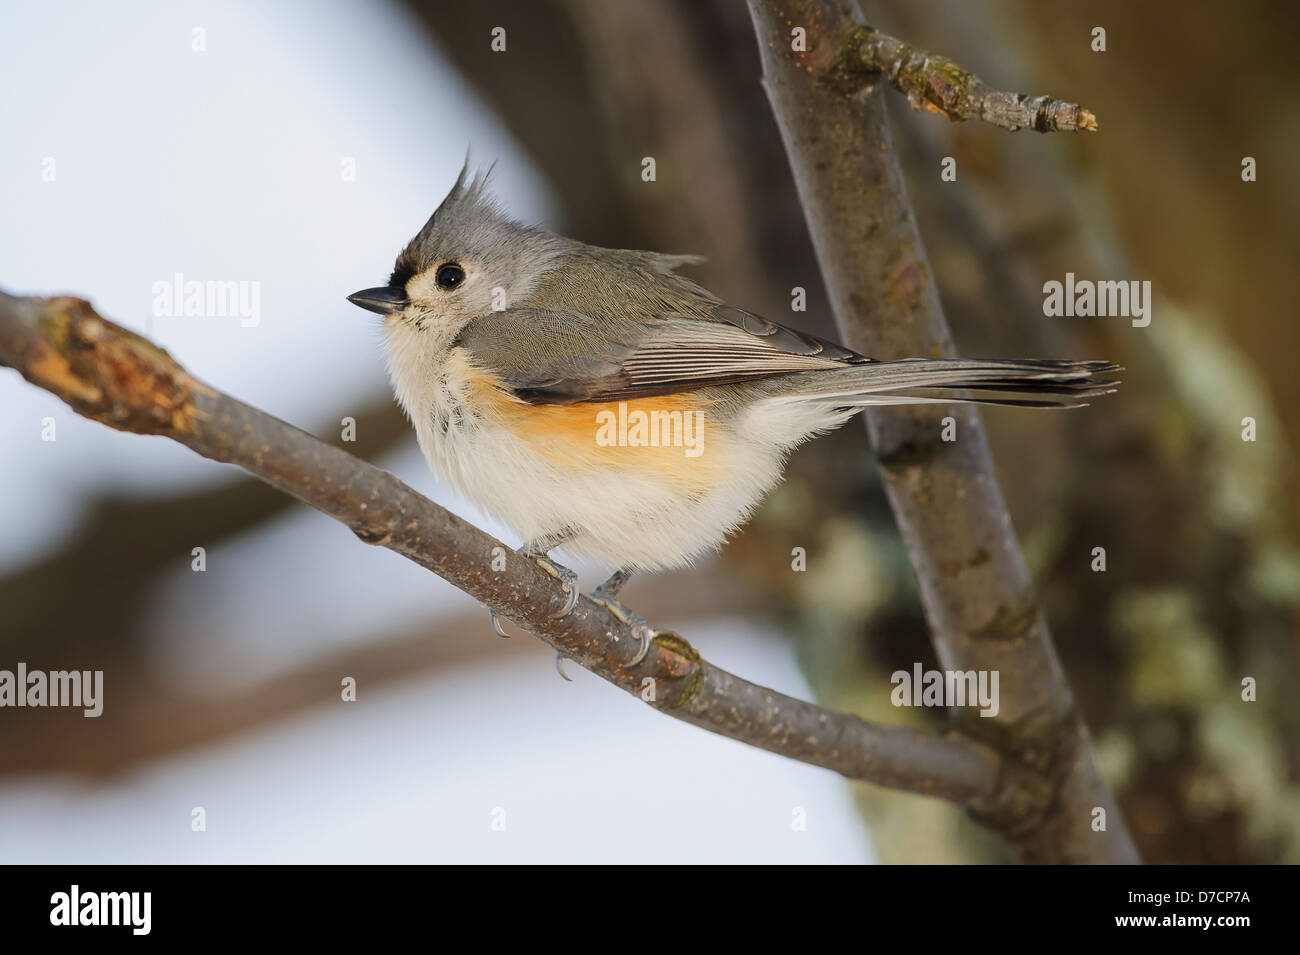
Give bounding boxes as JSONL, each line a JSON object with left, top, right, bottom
{"left": 0, "top": 0, "right": 1296, "bottom": 863}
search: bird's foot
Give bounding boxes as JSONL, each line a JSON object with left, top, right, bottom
{"left": 487, "top": 541, "right": 580, "bottom": 638}
{"left": 531, "top": 553, "right": 580, "bottom": 619}
{"left": 552, "top": 567, "right": 654, "bottom": 675}
{"left": 587, "top": 589, "right": 650, "bottom": 665}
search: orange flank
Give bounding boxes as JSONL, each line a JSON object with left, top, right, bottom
{"left": 466, "top": 372, "right": 725, "bottom": 486}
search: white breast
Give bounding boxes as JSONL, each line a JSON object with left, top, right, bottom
{"left": 383, "top": 323, "right": 854, "bottom": 571}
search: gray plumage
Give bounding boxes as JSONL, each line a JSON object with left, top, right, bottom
{"left": 397, "top": 167, "right": 1118, "bottom": 409}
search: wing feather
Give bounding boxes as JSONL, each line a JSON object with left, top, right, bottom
{"left": 455, "top": 304, "right": 868, "bottom": 404}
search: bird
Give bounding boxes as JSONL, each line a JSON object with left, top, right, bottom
{"left": 348, "top": 166, "right": 1119, "bottom": 670}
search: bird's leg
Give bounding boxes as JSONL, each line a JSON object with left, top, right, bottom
{"left": 522, "top": 533, "right": 580, "bottom": 618}
{"left": 591, "top": 568, "right": 633, "bottom": 602}
{"left": 588, "top": 568, "right": 654, "bottom": 666}
{"left": 488, "top": 531, "right": 579, "bottom": 638}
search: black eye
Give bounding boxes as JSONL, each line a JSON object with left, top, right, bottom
{"left": 436, "top": 263, "right": 465, "bottom": 290}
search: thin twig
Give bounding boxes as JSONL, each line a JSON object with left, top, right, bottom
{"left": 746, "top": 0, "right": 1136, "bottom": 862}
{"left": 838, "top": 24, "right": 1098, "bottom": 132}
{"left": 0, "top": 288, "right": 1045, "bottom": 818}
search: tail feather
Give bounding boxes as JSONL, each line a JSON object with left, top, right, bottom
{"left": 771, "top": 358, "right": 1121, "bottom": 409}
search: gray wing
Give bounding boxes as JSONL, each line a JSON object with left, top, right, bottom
{"left": 455, "top": 304, "right": 870, "bottom": 404}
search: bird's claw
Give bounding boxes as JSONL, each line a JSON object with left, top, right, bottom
{"left": 484, "top": 547, "right": 579, "bottom": 637}
{"left": 590, "top": 595, "right": 654, "bottom": 666}
{"left": 486, "top": 548, "right": 641, "bottom": 674}
{"left": 489, "top": 609, "right": 510, "bottom": 638}
{"left": 532, "top": 554, "right": 579, "bottom": 618}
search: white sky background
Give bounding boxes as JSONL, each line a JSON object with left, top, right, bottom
{"left": 0, "top": 0, "right": 875, "bottom": 862}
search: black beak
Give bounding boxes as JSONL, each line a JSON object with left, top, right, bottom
{"left": 347, "top": 287, "right": 409, "bottom": 315}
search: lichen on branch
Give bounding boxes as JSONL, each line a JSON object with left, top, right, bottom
{"left": 842, "top": 25, "right": 1098, "bottom": 133}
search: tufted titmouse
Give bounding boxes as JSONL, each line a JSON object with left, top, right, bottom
{"left": 349, "top": 167, "right": 1118, "bottom": 661}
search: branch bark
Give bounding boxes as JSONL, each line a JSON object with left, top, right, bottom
{"left": 746, "top": 0, "right": 1137, "bottom": 862}
{"left": 0, "top": 288, "right": 1048, "bottom": 820}
{"left": 839, "top": 23, "right": 1098, "bottom": 132}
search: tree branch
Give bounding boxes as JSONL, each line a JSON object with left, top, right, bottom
{"left": 0, "top": 288, "right": 1045, "bottom": 819}
{"left": 746, "top": 0, "right": 1136, "bottom": 862}
{"left": 836, "top": 23, "right": 1098, "bottom": 132}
